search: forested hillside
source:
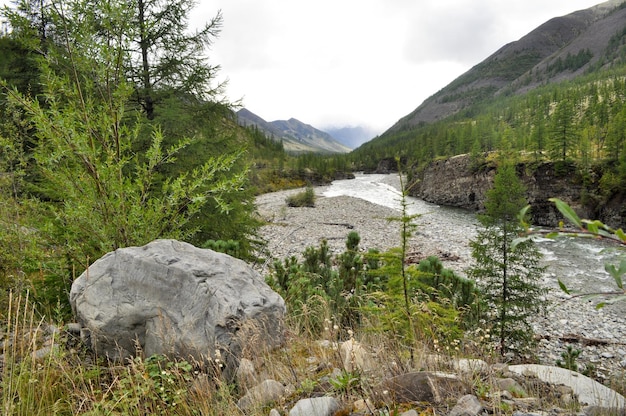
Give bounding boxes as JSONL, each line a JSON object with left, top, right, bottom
{"left": 346, "top": 0, "right": 626, "bottom": 212}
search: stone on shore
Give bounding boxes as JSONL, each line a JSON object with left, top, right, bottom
{"left": 508, "top": 364, "right": 625, "bottom": 413}
{"left": 70, "top": 239, "right": 286, "bottom": 378}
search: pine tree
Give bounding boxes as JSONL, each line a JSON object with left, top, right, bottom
{"left": 467, "top": 162, "right": 547, "bottom": 358}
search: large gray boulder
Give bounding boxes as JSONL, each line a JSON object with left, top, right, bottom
{"left": 70, "top": 239, "right": 285, "bottom": 375}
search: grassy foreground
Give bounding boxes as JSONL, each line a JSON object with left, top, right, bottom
{"left": 3, "top": 287, "right": 626, "bottom": 416}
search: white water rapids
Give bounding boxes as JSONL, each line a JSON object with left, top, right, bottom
{"left": 322, "top": 173, "right": 625, "bottom": 300}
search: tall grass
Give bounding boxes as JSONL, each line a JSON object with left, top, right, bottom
{"left": 0, "top": 289, "right": 624, "bottom": 415}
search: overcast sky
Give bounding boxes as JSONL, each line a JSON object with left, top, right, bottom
{"left": 196, "top": 0, "right": 604, "bottom": 134}
{"left": 0, "top": 0, "right": 607, "bottom": 134}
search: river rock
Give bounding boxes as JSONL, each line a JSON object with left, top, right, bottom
{"left": 340, "top": 339, "right": 375, "bottom": 374}
{"left": 449, "top": 394, "right": 483, "bottom": 416}
{"left": 289, "top": 396, "right": 341, "bottom": 416}
{"left": 508, "top": 364, "right": 625, "bottom": 413}
{"left": 70, "top": 239, "right": 286, "bottom": 376}
{"left": 378, "top": 371, "right": 468, "bottom": 404}
{"left": 237, "top": 379, "right": 285, "bottom": 410}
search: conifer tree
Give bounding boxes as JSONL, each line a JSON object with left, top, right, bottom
{"left": 548, "top": 98, "right": 578, "bottom": 162}
{"left": 131, "top": 0, "right": 224, "bottom": 120}
{"left": 467, "top": 162, "right": 547, "bottom": 358}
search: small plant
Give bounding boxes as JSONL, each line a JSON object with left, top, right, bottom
{"left": 556, "top": 345, "right": 581, "bottom": 372}
{"left": 203, "top": 239, "right": 242, "bottom": 258}
{"left": 285, "top": 186, "right": 316, "bottom": 207}
{"left": 472, "top": 377, "right": 491, "bottom": 400}
{"left": 94, "top": 354, "right": 194, "bottom": 414}
{"left": 299, "top": 378, "right": 318, "bottom": 395}
{"left": 329, "top": 370, "right": 360, "bottom": 396}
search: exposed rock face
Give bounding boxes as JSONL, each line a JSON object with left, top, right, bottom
{"left": 410, "top": 154, "right": 625, "bottom": 229}
{"left": 70, "top": 239, "right": 286, "bottom": 377}
{"left": 416, "top": 154, "right": 495, "bottom": 211}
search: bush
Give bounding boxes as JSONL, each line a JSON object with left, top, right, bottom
{"left": 285, "top": 187, "right": 316, "bottom": 207}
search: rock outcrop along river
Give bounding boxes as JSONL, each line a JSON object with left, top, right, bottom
{"left": 410, "top": 153, "right": 626, "bottom": 230}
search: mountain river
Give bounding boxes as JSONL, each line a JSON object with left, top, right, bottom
{"left": 322, "top": 173, "right": 625, "bottom": 305}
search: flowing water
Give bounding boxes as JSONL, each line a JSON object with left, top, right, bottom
{"left": 322, "top": 173, "right": 625, "bottom": 297}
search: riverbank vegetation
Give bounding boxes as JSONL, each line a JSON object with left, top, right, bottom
{"left": 0, "top": 0, "right": 338, "bottom": 316}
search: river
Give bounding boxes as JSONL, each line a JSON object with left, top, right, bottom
{"left": 322, "top": 173, "right": 625, "bottom": 299}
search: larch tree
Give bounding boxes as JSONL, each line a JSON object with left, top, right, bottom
{"left": 130, "top": 0, "right": 225, "bottom": 120}
{"left": 467, "top": 162, "right": 547, "bottom": 358}
{"left": 549, "top": 98, "right": 578, "bottom": 162}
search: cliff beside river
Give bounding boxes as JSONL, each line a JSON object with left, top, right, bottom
{"left": 407, "top": 154, "right": 626, "bottom": 229}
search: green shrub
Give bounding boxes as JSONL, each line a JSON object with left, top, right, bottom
{"left": 285, "top": 186, "right": 316, "bottom": 207}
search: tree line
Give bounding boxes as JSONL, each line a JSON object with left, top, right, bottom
{"left": 346, "top": 67, "right": 626, "bottom": 197}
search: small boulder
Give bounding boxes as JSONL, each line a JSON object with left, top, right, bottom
{"left": 236, "top": 358, "right": 257, "bottom": 388}
{"left": 496, "top": 377, "right": 525, "bottom": 396}
{"left": 378, "top": 371, "right": 468, "bottom": 404}
{"left": 340, "top": 339, "right": 375, "bottom": 373}
{"left": 453, "top": 358, "right": 490, "bottom": 376}
{"left": 237, "top": 379, "right": 285, "bottom": 410}
{"left": 449, "top": 394, "right": 483, "bottom": 416}
{"left": 508, "top": 364, "right": 625, "bottom": 413}
{"left": 289, "top": 396, "right": 341, "bottom": 416}
{"left": 70, "top": 239, "right": 286, "bottom": 378}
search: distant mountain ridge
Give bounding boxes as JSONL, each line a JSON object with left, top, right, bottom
{"left": 236, "top": 108, "right": 352, "bottom": 154}
{"left": 387, "top": 0, "right": 626, "bottom": 132}
{"left": 323, "top": 125, "right": 379, "bottom": 149}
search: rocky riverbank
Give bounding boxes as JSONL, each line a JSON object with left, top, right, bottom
{"left": 254, "top": 183, "right": 626, "bottom": 383}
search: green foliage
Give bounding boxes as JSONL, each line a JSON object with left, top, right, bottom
{"left": 468, "top": 163, "right": 547, "bottom": 358}
{"left": 548, "top": 99, "right": 578, "bottom": 163}
{"left": 361, "top": 169, "right": 474, "bottom": 356}
{"left": 95, "top": 355, "right": 193, "bottom": 413}
{"left": 417, "top": 256, "right": 483, "bottom": 326}
{"left": 267, "top": 235, "right": 362, "bottom": 335}
{"left": 285, "top": 186, "right": 316, "bottom": 207}
{"left": 382, "top": 167, "right": 421, "bottom": 361}
{"left": 548, "top": 49, "right": 593, "bottom": 74}
{"left": 556, "top": 345, "right": 581, "bottom": 372}
{"left": 0, "top": 0, "right": 263, "bottom": 313}
{"left": 365, "top": 253, "right": 464, "bottom": 352}
{"left": 202, "top": 239, "right": 242, "bottom": 258}
{"left": 329, "top": 370, "right": 361, "bottom": 396}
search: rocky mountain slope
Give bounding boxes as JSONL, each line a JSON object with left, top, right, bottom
{"left": 236, "top": 108, "right": 352, "bottom": 154}
{"left": 388, "top": 0, "right": 626, "bottom": 131}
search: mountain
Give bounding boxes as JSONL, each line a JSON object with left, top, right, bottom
{"left": 236, "top": 108, "right": 351, "bottom": 154}
{"left": 323, "top": 125, "right": 379, "bottom": 149}
{"left": 387, "top": 0, "right": 626, "bottom": 133}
